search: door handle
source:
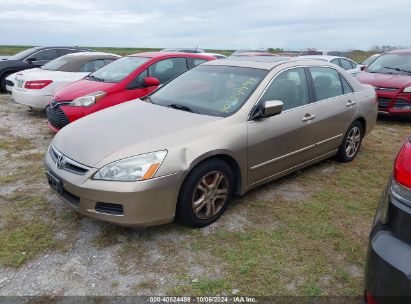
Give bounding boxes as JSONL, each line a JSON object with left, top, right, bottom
{"left": 346, "top": 100, "right": 356, "bottom": 107}
{"left": 302, "top": 114, "right": 316, "bottom": 122}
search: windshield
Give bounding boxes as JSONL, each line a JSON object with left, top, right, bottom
{"left": 88, "top": 56, "right": 149, "bottom": 83}
{"left": 363, "top": 54, "right": 379, "bottom": 66}
{"left": 367, "top": 53, "right": 411, "bottom": 75}
{"left": 41, "top": 56, "right": 69, "bottom": 71}
{"left": 149, "top": 65, "right": 268, "bottom": 117}
{"left": 9, "top": 47, "right": 40, "bottom": 60}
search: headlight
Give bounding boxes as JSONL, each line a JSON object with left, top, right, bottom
{"left": 403, "top": 87, "right": 411, "bottom": 93}
{"left": 69, "top": 91, "right": 106, "bottom": 107}
{"left": 93, "top": 150, "right": 167, "bottom": 181}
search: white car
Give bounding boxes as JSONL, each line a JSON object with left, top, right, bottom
{"left": 298, "top": 55, "right": 361, "bottom": 76}
{"left": 12, "top": 52, "right": 120, "bottom": 109}
{"left": 5, "top": 72, "right": 17, "bottom": 93}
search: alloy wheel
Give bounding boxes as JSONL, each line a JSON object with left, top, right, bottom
{"left": 192, "top": 171, "right": 229, "bottom": 220}
{"left": 345, "top": 126, "right": 361, "bottom": 158}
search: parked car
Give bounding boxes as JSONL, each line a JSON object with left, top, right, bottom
{"left": 160, "top": 48, "right": 226, "bottom": 59}
{"left": 0, "top": 46, "right": 91, "bottom": 92}
{"left": 232, "top": 48, "right": 269, "bottom": 54}
{"left": 230, "top": 52, "right": 279, "bottom": 58}
{"left": 364, "top": 137, "right": 411, "bottom": 303}
{"left": 44, "top": 56, "right": 377, "bottom": 227}
{"left": 298, "top": 49, "right": 346, "bottom": 57}
{"left": 12, "top": 52, "right": 120, "bottom": 109}
{"left": 46, "top": 52, "right": 215, "bottom": 131}
{"left": 160, "top": 47, "right": 205, "bottom": 53}
{"left": 359, "top": 53, "right": 381, "bottom": 71}
{"left": 356, "top": 49, "right": 411, "bottom": 116}
{"left": 298, "top": 55, "right": 361, "bottom": 76}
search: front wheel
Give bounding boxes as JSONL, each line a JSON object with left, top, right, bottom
{"left": 176, "top": 159, "right": 234, "bottom": 228}
{"left": 336, "top": 120, "right": 363, "bottom": 162}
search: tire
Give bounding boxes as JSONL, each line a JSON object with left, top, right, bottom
{"left": 176, "top": 159, "right": 234, "bottom": 228}
{"left": 0, "top": 72, "right": 14, "bottom": 93}
{"left": 336, "top": 120, "right": 364, "bottom": 162}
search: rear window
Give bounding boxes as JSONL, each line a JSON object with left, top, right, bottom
{"left": 41, "top": 56, "right": 70, "bottom": 71}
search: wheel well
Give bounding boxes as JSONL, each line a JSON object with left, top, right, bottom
{"left": 192, "top": 154, "right": 242, "bottom": 195}
{"left": 355, "top": 117, "right": 366, "bottom": 135}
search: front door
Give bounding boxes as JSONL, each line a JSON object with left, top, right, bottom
{"left": 247, "top": 67, "right": 317, "bottom": 185}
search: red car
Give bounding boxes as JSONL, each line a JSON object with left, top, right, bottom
{"left": 357, "top": 49, "right": 411, "bottom": 117}
{"left": 46, "top": 52, "right": 215, "bottom": 131}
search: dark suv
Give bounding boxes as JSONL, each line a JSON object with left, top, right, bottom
{"left": 0, "top": 46, "right": 91, "bottom": 92}
{"left": 364, "top": 137, "right": 411, "bottom": 303}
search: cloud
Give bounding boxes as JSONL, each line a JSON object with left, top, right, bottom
{"left": 0, "top": 0, "right": 408, "bottom": 50}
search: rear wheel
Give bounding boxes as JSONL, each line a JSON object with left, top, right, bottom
{"left": 336, "top": 120, "right": 363, "bottom": 162}
{"left": 176, "top": 159, "right": 234, "bottom": 228}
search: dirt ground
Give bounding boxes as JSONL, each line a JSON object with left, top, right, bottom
{"left": 0, "top": 93, "right": 410, "bottom": 296}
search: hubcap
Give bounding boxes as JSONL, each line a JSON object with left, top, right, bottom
{"left": 192, "top": 171, "right": 229, "bottom": 220}
{"left": 345, "top": 126, "right": 361, "bottom": 158}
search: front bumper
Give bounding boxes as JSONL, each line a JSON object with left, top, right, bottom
{"left": 12, "top": 88, "right": 51, "bottom": 109}
{"left": 44, "top": 150, "right": 184, "bottom": 227}
{"left": 377, "top": 92, "right": 411, "bottom": 116}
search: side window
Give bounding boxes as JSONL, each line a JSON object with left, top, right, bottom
{"left": 309, "top": 67, "right": 344, "bottom": 101}
{"left": 148, "top": 58, "right": 188, "bottom": 83}
{"left": 340, "top": 59, "right": 354, "bottom": 70}
{"left": 340, "top": 76, "right": 354, "bottom": 94}
{"left": 80, "top": 60, "right": 107, "bottom": 73}
{"left": 33, "top": 49, "right": 59, "bottom": 60}
{"left": 260, "top": 67, "right": 309, "bottom": 111}
{"left": 58, "top": 49, "right": 75, "bottom": 56}
{"left": 349, "top": 60, "right": 357, "bottom": 69}
{"left": 135, "top": 69, "right": 148, "bottom": 88}
{"left": 193, "top": 59, "right": 207, "bottom": 66}
{"left": 330, "top": 58, "right": 341, "bottom": 67}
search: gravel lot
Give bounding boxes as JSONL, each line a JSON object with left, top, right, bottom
{"left": 0, "top": 93, "right": 410, "bottom": 297}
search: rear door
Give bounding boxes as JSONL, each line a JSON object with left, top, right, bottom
{"left": 307, "top": 66, "right": 358, "bottom": 156}
{"left": 247, "top": 67, "right": 318, "bottom": 185}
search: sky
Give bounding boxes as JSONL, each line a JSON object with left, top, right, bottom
{"left": 0, "top": 0, "right": 408, "bottom": 51}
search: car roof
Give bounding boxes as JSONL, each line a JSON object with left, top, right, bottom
{"left": 129, "top": 51, "right": 215, "bottom": 59}
{"left": 34, "top": 46, "right": 91, "bottom": 50}
{"left": 63, "top": 51, "right": 120, "bottom": 58}
{"left": 204, "top": 56, "right": 349, "bottom": 70}
{"left": 388, "top": 49, "right": 411, "bottom": 55}
{"left": 298, "top": 55, "right": 348, "bottom": 61}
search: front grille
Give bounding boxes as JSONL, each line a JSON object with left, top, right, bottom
{"left": 378, "top": 98, "right": 392, "bottom": 109}
{"left": 393, "top": 99, "right": 411, "bottom": 109}
{"left": 95, "top": 202, "right": 124, "bottom": 215}
{"left": 5, "top": 80, "right": 14, "bottom": 87}
{"left": 46, "top": 104, "right": 70, "bottom": 130}
{"left": 375, "top": 87, "right": 398, "bottom": 92}
{"left": 49, "top": 146, "right": 90, "bottom": 175}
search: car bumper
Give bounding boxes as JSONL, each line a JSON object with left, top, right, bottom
{"left": 12, "top": 89, "right": 50, "bottom": 109}
{"left": 365, "top": 231, "right": 411, "bottom": 303}
{"left": 44, "top": 151, "right": 184, "bottom": 227}
{"left": 377, "top": 94, "right": 411, "bottom": 116}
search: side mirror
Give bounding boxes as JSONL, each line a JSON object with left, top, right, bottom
{"left": 261, "top": 100, "right": 283, "bottom": 117}
{"left": 360, "top": 66, "right": 366, "bottom": 71}
{"left": 144, "top": 77, "right": 160, "bottom": 87}
{"left": 26, "top": 57, "right": 36, "bottom": 64}
{"left": 252, "top": 100, "right": 283, "bottom": 120}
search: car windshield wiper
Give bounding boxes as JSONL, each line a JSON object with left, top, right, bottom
{"left": 383, "top": 67, "right": 411, "bottom": 74}
{"left": 167, "top": 103, "right": 196, "bottom": 113}
{"left": 86, "top": 75, "right": 104, "bottom": 82}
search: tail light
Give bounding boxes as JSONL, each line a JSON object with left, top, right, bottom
{"left": 365, "top": 291, "right": 379, "bottom": 304}
{"left": 24, "top": 80, "right": 53, "bottom": 90}
{"left": 394, "top": 140, "right": 411, "bottom": 189}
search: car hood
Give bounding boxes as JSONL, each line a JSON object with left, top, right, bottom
{"left": 52, "top": 100, "right": 221, "bottom": 167}
{"left": 357, "top": 72, "right": 411, "bottom": 89}
{"left": 53, "top": 79, "right": 116, "bottom": 101}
